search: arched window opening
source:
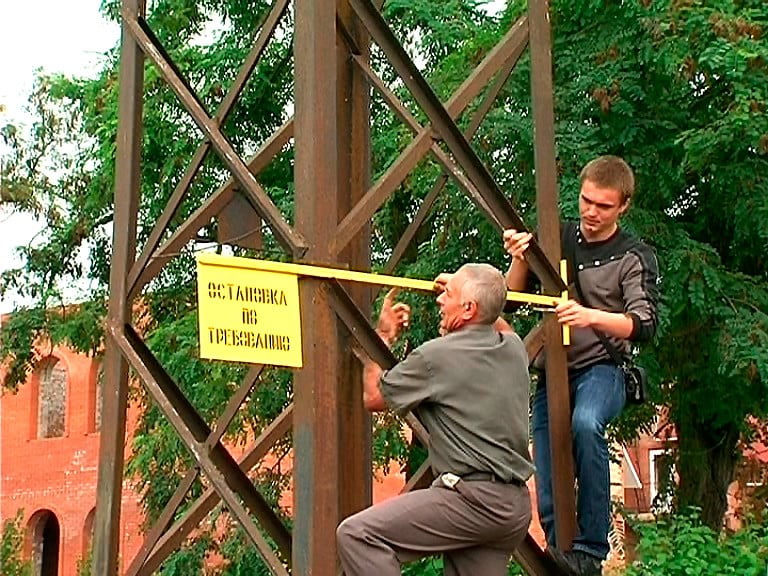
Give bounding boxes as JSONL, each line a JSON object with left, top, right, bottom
{"left": 81, "top": 508, "right": 96, "bottom": 566}
{"left": 29, "top": 510, "right": 60, "bottom": 576}
{"left": 37, "top": 359, "right": 68, "bottom": 438}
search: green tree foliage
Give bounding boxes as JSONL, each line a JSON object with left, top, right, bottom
{"left": 77, "top": 545, "right": 92, "bottom": 576}
{"left": 0, "top": 511, "right": 32, "bottom": 576}
{"left": 1, "top": 0, "right": 767, "bottom": 571}
{"left": 625, "top": 509, "right": 768, "bottom": 576}
{"left": 489, "top": 0, "right": 768, "bottom": 528}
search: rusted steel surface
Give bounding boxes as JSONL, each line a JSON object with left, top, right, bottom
{"left": 134, "top": 360, "right": 264, "bottom": 575}
{"left": 292, "top": 0, "right": 342, "bottom": 573}
{"left": 116, "top": 324, "right": 291, "bottom": 574}
{"left": 523, "top": 318, "right": 549, "bottom": 363}
{"left": 514, "top": 534, "right": 565, "bottom": 575}
{"left": 138, "top": 405, "right": 293, "bottom": 575}
{"left": 399, "top": 458, "right": 434, "bottom": 494}
{"left": 99, "top": 0, "right": 571, "bottom": 573}
{"left": 383, "top": 40, "right": 526, "bottom": 274}
{"left": 128, "top": 119, "right": 294, "bottom": 297}
{"left": 131, "top": 186, "right": 236, "bottom": 295}
{"left": 133, "top": 363, "right": 264, "bottom": 574}
{"left": 122, "top": 15, "right": 306, "bottom": 256}
{"left": 347, "top": 1, "right": 565, "bottom": 296}
{"left": 127, "top": 0, "right": 288, "bottom": 293}
{"left": 542, "top": 322, "right": 575, "bottom": 549}
{"left": 217, "top": 191, "right": 264, "bottom": 250}
{"left": 350, "top": 54, "right": 496, "bottom": 223}
{"left": 127, "top": 467, "right": 199, "bottom": 576}
{"left": 336, "top": 0, "right": 373, "bottom": 523}
{"left": 529, "top": 0, "right": 577, "bottom": 551}
{"left": 328, "top": 281, "right": 432, "bottom": 446}
{"left": 92, "top": 1, "right": 145, "bottom": 573}
{"left": 209, "top": 364, "right": 266, "bottom": 443}
{"left": 328, "top": 281, "right": 396, "bottom": 370}
{"left": 332, "top": 16, "right": 530, "bottom": 256}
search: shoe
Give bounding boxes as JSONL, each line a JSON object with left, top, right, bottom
{"left": 547, "top": 548, "right": 603, "bottom": 576}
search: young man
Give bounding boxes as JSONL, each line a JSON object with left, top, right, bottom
{"left": 503, "top": 156, "right": 659, "bottom": 576}
{"left": 336, "top": 264, "right": 533, "bottom": 576}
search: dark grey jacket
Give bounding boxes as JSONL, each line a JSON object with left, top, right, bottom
{"left": 541, "top": 221, "right": 659, "bottom": 372}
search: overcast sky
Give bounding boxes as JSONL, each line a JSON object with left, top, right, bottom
{"left": 0, "top": 1, "right": 119, "bottom": 312}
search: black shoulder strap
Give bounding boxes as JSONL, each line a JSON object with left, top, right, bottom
{"left": 566, "top": 229, "right": 627, "bottom": 368}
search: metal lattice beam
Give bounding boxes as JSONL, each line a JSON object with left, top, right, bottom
{"left": 94, "top": 0, "right": 574, "bottom": 574}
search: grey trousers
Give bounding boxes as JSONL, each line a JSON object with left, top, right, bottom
{"left": 336, "top": 478, "right": 531, "bottom": 575}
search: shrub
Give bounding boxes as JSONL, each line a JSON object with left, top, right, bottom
{"left": 399, "top": 554, "right": 526, "bottom": 575}
{"left": 0, "top": 510, "right": 31, "bottom": 576}
{"left": 626, "top": 509, "right": 768, "bottom": 576}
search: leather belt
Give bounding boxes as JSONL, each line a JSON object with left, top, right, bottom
{"left": 460, "top": 472, "right": 524, "bottom": 486}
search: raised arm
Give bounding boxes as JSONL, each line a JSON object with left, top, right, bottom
{"left": 502, "top": 229, "right": 533, "bottom": 291}
{"left": 363, "top": 289, "right": 410, "bottom": 411}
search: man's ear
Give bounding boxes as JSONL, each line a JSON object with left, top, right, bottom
{"left": 462, "top": 301, "right": 476, "bottom": 319}
{"left": 619, "top": 198, "right": 630, "bottom": 216}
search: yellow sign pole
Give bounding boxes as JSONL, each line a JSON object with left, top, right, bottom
{"left": 197, "top": 253, "right": 565, "bottom": 308}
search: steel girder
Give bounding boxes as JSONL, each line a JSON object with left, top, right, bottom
{"left": 93, "top": 0, "right": 573, "bottom": 574}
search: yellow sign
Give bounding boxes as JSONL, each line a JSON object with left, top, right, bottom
{"left": 197, "top": 255, "right": 303, "bottom": 367}
{"left": 197, "top": 253, "right": 571, "bottom": 366}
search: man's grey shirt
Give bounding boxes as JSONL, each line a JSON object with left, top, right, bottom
{"left": 380, "top": 324, "right": 534, "bottom": 483}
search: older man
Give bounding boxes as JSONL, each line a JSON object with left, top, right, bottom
{"left": 336, "top": 263, "right": 533, "bottom": 576}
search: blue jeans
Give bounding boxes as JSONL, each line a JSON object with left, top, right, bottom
{"left": 532, "top": 362, "right": 625, "bottom": 559}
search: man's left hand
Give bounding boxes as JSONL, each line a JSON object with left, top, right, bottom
{"left": 555, "top": 299, "right": 594, "bottom": 328}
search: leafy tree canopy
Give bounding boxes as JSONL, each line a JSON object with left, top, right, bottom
{"left": 1, "top": 0, "right": 767, "bottom": 570}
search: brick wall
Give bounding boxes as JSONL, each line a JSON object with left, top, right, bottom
{"left": 1, "top": 342, "right": 145, "bottom": 575}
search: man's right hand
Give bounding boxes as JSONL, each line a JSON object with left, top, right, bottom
{"left": 502, "top": 229, "right": 533, "bottom": 261}
{"left": 376, "top": 288, "right": 410, "bottom": 346}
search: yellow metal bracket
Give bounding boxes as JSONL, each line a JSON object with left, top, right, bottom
{"left": 560, "top": 259, "right": 570, "bottom": 346}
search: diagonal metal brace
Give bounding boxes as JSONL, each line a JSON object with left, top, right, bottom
{"left": 327, "top": 280, "right": 430, "bottom": 448}
{"left": 121, "top": 11, "right": 307, "bottom": 257}
{"left": 127, "top": 0, "right": 292, "bottom": 297}
{"left": 347, "top": 0, "right": 565, "bottom": 294}
{"left": 136, "top": 405, "right": 294, "bottom": 575}
{"left": 114, "top": 323, "right": 291, "bottom": 575}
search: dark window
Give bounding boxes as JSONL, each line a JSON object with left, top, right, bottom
{"left": 31, "top": 510, "right": 60, "bottom": 576}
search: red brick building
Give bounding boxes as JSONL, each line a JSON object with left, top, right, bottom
{"left": 4, "top": 333, "right": 762, "bottom": 574}
{"left": 0, "top": 339, "right": 145, "bottom": 575}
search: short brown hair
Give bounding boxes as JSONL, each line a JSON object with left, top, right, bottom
{"left": 580, "top": 155, "right": 635, "bottom": 204}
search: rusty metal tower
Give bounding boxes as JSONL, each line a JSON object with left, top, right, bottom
{"left": 92, "top": 0, "right": 576, "bottom": 574}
